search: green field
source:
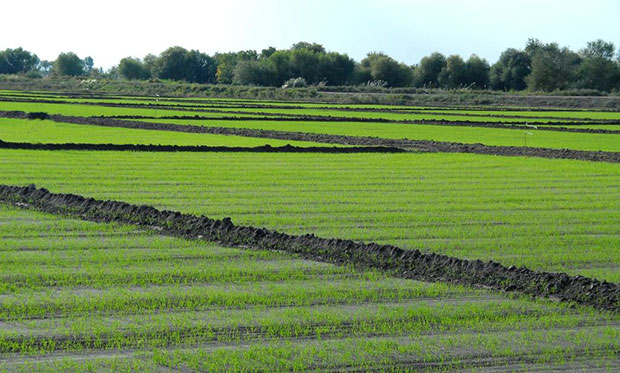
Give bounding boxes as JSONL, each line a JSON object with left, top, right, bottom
{"left": 0, "top": 90, "right": 618, "bottom": 371}
{"left": 0, "top": 205, "right": 617, "bottom": 371}
{"left": 0, "top": 118, "right": 328, "bottom": 147}
{"left": 1, "top": 150, "right": 618, "bottom": 282}
{"left": 0, "top": 100, "right": 263, "bottom": 118}
{"left": 140, "top": 118, "right": 620, "bottom": 151}
{"left": 1, "top": 96, "right": 607, "bottom": 123}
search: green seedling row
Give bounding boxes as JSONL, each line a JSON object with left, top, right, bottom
{"left": 1, "top": 150, "right": 618, "bottom": 281}
{"left": 0, "top": 205, "right": 617, "bottom": 371}
{"left": 141, "top": 118, "right": 620, "bottom": 152}
{"left": 0, "top": 90, "right": 618, "bottom": 371}
{"left": 0, "top": 118, "right": 328, "bottom": 147}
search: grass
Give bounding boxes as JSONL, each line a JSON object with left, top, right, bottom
{"left": 0, "top": 204, "right": 617, "bottom": 371}
{"left": 0, "top": 118, "right": 329, "bottom": 147}
{"left": 171, "top": 106, "right": 578, "bottom": 123}
{"left": 140, "top": 118, "right": 620, "bottom": 152}
{"left": 542, "top": 124, "right": 620, "bottom": 130}
{"left": 413, "top": 108, "right": 620, "bottom": 120}
{"left": 0, "top": 101, "right": 259, "bottom": 118}
{"left": 1, "top": 150, "right": 618, "bottom": 282}
{"left": 8, "top": 89, "right": 620, "bottom": 118}
{"left": 2, "top": 95, "right": 605, "bottom": 123}
{"left": 5, "top": 92, "right": 620, "bottom": 153}
{"left": 0, "top": 89, "right": 618, "bottom": 371}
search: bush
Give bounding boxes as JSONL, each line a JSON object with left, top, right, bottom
{"left": 53, "top": 52, "right": 85, "bottom": 76}
{"left": 366, "top": 80, "right": 388, "bottom": 88}
{"left": 282, "top": 77, "right": 307, "bottom": 88}
{"left": 24, "top": 70, "right": 43, "bottom": 79}
{"left": 550, "top": 88, "right": 606, "bottom": 96}
{"left": 119, "top": 58, "right": 151, "bottom": 80}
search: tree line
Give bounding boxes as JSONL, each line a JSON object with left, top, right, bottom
{"left": 2, "top": 38, "right": 620, "bottom": 92}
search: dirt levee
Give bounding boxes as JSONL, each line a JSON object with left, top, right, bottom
{"left": 0, "top": 184, "right": 617, "bottom": 312}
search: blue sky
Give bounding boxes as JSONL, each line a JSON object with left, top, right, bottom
{"left": 2, "top": 0, "right": 619, "bottom": 69}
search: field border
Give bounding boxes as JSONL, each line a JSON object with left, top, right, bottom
{"left": 0, "top": 184, "right": 617, "bottom": 312}
{"left": 2, "top": 111, "right": 618, "bottom": 162}
{"left": 0, "top": 140, "right": 406, "bottom": 153}
{"left": 3, "top": 96, "right": 620, "bottom": 123}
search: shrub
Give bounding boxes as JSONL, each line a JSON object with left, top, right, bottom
{"left": 282, "top": 77, "right": 307, "bottom": 88}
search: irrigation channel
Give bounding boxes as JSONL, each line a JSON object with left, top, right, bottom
{"left": 1, "top": 184, "right": 617, "bottom": 313}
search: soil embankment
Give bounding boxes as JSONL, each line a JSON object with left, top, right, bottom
{"left": 0, "top": 140, "right": 405, "bottom": 153}
{"left": 2, "top": 111, "right": 619, "bottom": 161}
{"left": 1, "top": 184, "right": 617, "bottom": 312}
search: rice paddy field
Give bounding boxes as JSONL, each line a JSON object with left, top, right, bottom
{"left": 0, "top": 89, "right": 618, "bottom": 371}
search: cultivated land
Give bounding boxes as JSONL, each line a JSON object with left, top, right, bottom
{"left": 0, "top": 118, "right": 332, "bottom": 148}
{"left": 139, "top": 118, "right": 620, "bottom": 152}
{"left": 1, "top": 150, "right": 619, "bottom": 281}
{"left": 0, "top": 204, "right": 617, "bottom": 371}
{"left": 0, "top": 89, "right": 618, "bottom": 371}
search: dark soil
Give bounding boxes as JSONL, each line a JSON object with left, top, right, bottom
{"left": 1, "top": 184, "right": 617, "bottom": 312}
{"left": 4, "top": 108, "right": 620, "bottom": 135}
{"left": 3, "top": 96, "right": 620, "bottom": 125}
{"left": 3, "top": 111, "right": 617, "bottom": 162}
{"left": 3, "top": 78, "right": 620, "bottom": 109}
{"left": 0, "top": 140, "right": 405, "bottom": 153}
{"left": 109, "top": 114, "right": 620, "bottom": 134}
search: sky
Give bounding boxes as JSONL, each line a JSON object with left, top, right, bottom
{"left": 2, "top": 0, "right": 619, "bottom": 69}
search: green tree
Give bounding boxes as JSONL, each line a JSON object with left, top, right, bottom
{"left": 156, "top": 46, "right": 187, "bottom": 81}
{"left": 0, "top": 47, "right": 39, "bottom": 74}
{"left": 267, "top": 50, "right": 291, "bottom": 86}
{"left": 119, "top": 57, "right": 151, "bottom": 80}
{"left": 464, "top": 54, "right": 490, "bottom": 89}
{"left": 289, "top": 48, "right": 320, "bottom": 83}
{"left": 291, "top": 42, "right": 325, "bottom": 54}
{"left": 142, "top": 54, "right": 159, "bottom": 78}
{"left": 214, "top": 51, "right": 258, "bottom": 84}
{"left": 526, "top": 42, "right": 580, "bottom": 91}
{"left": 156, "top": 47, "right": 216, "bottom": 83}
{"left": 352, "top": 63, "right": 373, "bottom": 85}
{"left": 438, "top": 55, "right": 467, "bottom": 88}
{"left": 358, "top": 53, "right": 412, "bottom": 87}
{"left": 576, "top": 40, "right": 620, "bottom": 92}
{"left": 373, "top": 58, "right": 412, "bottom": 87}
{"left": 104, "top": 65, "right": 120, "bottom": 80}
{"left": 232, "top": 60, "right": 277, "bottom": 86}
{"left": 317, "top": 52, "right": 355, "bottom": 86}
{"left": 214, "top": 53, "right": 237, "bottom": 84}
{"left": 524, "top": 38, "right": 543, "bottom": 57}
{"left": 53, "top": 52, "right": 85, "bottom": 76}
{"left": 38, "top": 60, "right": 53, "bottom": 76}
{"left": 186, "top": 50, "right": 217, "bottom": 84}
{"left": 260, "top": 47, "right": 276, "bottom": 59}
{"left": 415, "top": 52, "right": 446, "bottom": 88}
{"left": 83, "top": 56, "right": 94, "bottom": 75}
{"left": 489, "top": 48, "right": 531, "bottom": 91}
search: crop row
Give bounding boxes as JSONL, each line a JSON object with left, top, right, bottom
{"left": 4, "top": 331, "right": 618, "bottom": 372}
{"left": 3, "top": 183, "right": 619, "bottom": 312}
{"left": 4, "top": 91, "right": 620, "bottom": 120}
{"left": 4, "top": 89, "right": 620, "bottom": 115}
{"left": 0, "top": 99, "right": 594, "bottom": 124}
{"left": 0, "top": 118, "right": 326, "bottom": 147}
{"left": 138, "top": 117, "right": 620, "bottom": 152}
{"left": 0, "top": 204, "right": 617, "bottom": 370}
{"left": 8, "top": 113, "right": 616, "bottom": 161}
{"left": 1, "top": 150, "right": 617, "bottom": 281}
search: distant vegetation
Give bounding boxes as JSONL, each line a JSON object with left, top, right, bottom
{"left": 1, "top": 38, "right": 620, "bottom": 93}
